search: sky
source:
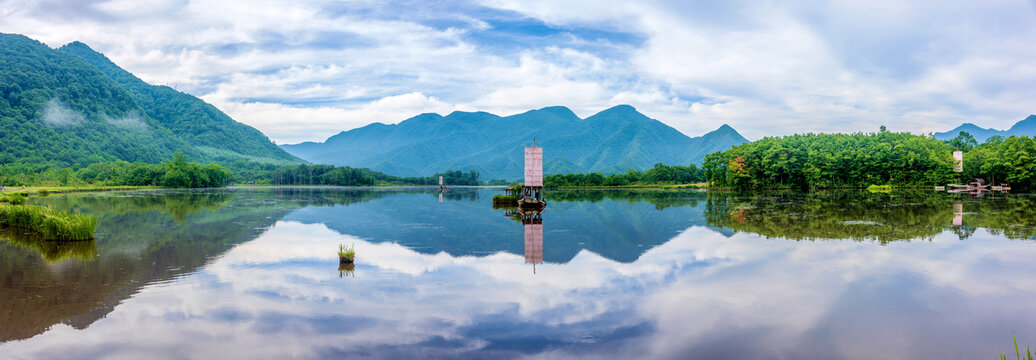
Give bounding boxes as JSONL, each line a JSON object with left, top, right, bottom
{"left": 1, "top": 0, "right": 1034, "bottom": 144}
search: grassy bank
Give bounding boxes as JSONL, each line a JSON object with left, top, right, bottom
{"left": 0, "top": 204, "right": 97, "bottom": 240}
{"left": 2, "top": 185, "right": 156, "bottom": 196}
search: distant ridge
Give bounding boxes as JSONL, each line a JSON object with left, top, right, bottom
{"left": 934, "top": 115, "right": 1036, "bottom": 143}
{"left": 281, "top": 105, "right": 749, "bottom": 180}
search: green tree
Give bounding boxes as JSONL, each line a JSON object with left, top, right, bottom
{"left": 945, "top": 131, "right": 978, "bottom": 151}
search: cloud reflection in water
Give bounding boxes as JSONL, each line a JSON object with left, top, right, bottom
{"left": 4, "top": 211, "right": 1035, "bottom": 359}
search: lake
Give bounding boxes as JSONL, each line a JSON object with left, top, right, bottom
{"left": 1, "top": 187, "right": 1035, "bottom": 359}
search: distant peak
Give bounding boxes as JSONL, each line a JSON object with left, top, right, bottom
{"left": 445, "top": 110, "right": 475, "bottom": 117}
{"left": 601, "top": 104, "right": 638, "bottom": 114}
{"left": 532, "top": 106, "right": 579, "bottom": 120}
{"left": 58, "top": 40, "right": 101, "bottom": 55}
{"left": 63, "top": 40, "right": 91, "bottom": 48}
{"left": 586, "top": 105, "right": 648, "bottom": 121}
{"left": 705, "top": 124, "right": 747, "bottom": 141}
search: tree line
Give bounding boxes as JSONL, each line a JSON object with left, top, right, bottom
{"left": 265, "top": 165, "right": 480, "bottom": 186}
{"left": 0, "top": 153, "right": 485, "bottom": 188}
{"left": 1, "top": 153, "right": 231, "bottom": 188}
{"left": 543, "top": 163, "right": 705, "bottom": 187}
{"left": 703, "top": 129, "right": 1036, "bottom": 190}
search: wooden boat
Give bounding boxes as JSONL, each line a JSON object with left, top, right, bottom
{"left": 947, "top": 178, "right": 990, "bottom": 191}
{"left": 517, "top": 197, "right": 546, "bottom": 210}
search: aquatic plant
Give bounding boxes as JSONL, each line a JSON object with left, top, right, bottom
{"left": 0, "top": 204, "right": 97, "bottom": 240}
{"left": 338, "top": 243, "right": 355, "bottom": 261}
{"left": 1001, "top": 335, "right": 1033, "bottom": 360}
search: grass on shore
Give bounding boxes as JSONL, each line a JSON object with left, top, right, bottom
{"left": 1, "top": 185, "right": 156, "bottom": 196}
{"left": 0, "top": 204, "right": 97, "bottom": 240}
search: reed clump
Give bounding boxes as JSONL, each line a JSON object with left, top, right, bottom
{"left": 0, "top": 205, "right": 97, "bottom": 240}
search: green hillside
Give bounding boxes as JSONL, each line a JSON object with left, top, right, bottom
{"left": 281, "top": 105, "right": 749, "bottom": 180}
{"left": 0, "top": 34, "right": 198, "bottom": 166}
{"left": 0, "top": 33, "right": 299, "bottom": 174}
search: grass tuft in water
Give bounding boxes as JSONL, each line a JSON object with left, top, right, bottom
{"left": 0, "top": 204, "right": 97, "bottom": 240}
{"left": 338, "top": 243, "right": 355, "bottom": 261}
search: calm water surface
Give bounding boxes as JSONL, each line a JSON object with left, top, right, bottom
{"left": 1, "top": 187, "right": 1035, "bottom": 359}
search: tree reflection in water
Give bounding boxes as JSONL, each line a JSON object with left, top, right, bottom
{"left": 705, "top": 191, "right": 1036, "bottom": 243}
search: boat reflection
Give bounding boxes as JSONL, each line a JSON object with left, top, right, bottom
{"left": 504, "top": 208, "right": 545, "bottom": 273}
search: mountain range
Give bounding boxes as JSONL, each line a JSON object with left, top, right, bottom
{"left": 0, "top": 33, "right": 298, "bottom": 168}
{"left": 933, "top": 115, "right": 1036, "bottom": 143}
{"left": 282, "top": 105, "right": 749, "bottom": 180}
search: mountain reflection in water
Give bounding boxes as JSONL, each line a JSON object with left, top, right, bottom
{"left": 0, "top": 187, "right": 1034, "bottom": 359}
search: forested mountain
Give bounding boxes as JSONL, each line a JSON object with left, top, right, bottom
{"left": 934, "top": 115, "right": 1036, "bottom": 142}
{"left": 0, "top": 33, "right": 298, "bottom": 170}
{"left": 282, "top": 105, "right": 748, "bottom": 180}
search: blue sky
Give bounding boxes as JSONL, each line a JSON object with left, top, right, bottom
{"left": 2, "top": 0, "right": 1034, "bottom": 143}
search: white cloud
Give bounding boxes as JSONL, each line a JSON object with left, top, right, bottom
{"left": 207, "top": 92, "right": 455, "bottom": 144}
{"left": 4, "top": 219, "right": 1036, "bottom": 358}
{"left": 2, "top": 0, "right": 1034, "bottom": 143}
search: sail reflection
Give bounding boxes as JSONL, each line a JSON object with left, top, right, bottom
{"left": 521, "top": 209, "right": 543, "bottom": 273}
